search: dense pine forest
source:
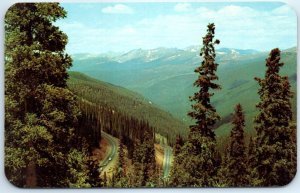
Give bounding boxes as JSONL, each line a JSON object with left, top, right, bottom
{"left": 4, "top": 3, "right": 296, "bottom": 188}
{"left": 67, "top": 71, "right": 187, "bottom": 145}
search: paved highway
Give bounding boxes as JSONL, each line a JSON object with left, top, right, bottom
{"left": 163, "top": 145, "right": 173, "bottom": 178}
{"left": 100, "top": 131, "right": 173, "bottom": 179}
{"left": 100, "top": 131, "right": 118, "bottom": 174}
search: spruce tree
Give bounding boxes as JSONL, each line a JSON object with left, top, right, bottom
{"left": 220, "top": 104, "right": 248, "bottom": 186}
{"left": 118, "top": 137, "right": 126, "bottom": 177}
{"left": 132, "top": 129, "right": 157, "bottom": 187}
{"left": 247, "top": 136, "right": 256, "bottom": 182}
{"left": 247, "top": 137, "right": 255, "bottom": 164}
{"left": 131, "top": 140, "right": 144, "bottom": 187}
{"left": 254, "top": 48, "right": 296, "bottom": 186}
{"left": 188, "top": 23, "right": 221, "bottom": 139}
{"left": 114, "top": 137, "right": 128, "bottom": 187}
{"left": 4, "top": 3, "right": 88, "bottom": 187}
{"left": 171, "top": 23, "right": 221, "bottom": 187}
{"left": 169, "top": 135, "right": 185, "bottom": 186}
{"left": 173, "top": 135, "right": 184, "bottom": 156}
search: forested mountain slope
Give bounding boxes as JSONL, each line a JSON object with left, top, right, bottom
{"left": 67, "top": 71, "right": 188, "bottom": 144}
{"left": 71, "top": 47, "right": 296, "bottom": 137}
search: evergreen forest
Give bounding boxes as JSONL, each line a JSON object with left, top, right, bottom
{"left": 4, "top": 3, "right": 296, "bottom": 188}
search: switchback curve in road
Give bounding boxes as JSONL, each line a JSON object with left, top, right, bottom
{"left": 100, "top": 131, "right": 118, "bottom": 174}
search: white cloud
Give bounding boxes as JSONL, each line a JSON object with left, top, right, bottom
{"left": 102, "top": 4, "right": 134, "bottom": 14}
{"left": 174, "top": 3, "right": 192, "bottom": 12}
{"left": 217, "top": 5, "right": 259, "bottom": 17}
{"left": 272, "top": 4, "right": 295, "bottom": 15}
{"left": 58, "top": 4, "right": 296, "bottom": 54}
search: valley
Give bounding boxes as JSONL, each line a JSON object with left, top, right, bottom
{"left": 70, "top": 46, "right": 297, "bottom": 138}
{"left": 67, "top": 71, "right": 187, "bottom": 144}
{"left": 5, "top": 2, "right": 297, "bottom": 188}
{"left": 66, "top": 45, "right": 296, "bottom": 186}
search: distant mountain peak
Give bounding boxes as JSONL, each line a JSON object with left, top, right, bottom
{"left": 217, "top": 47, "right": 260, "bottom": 55}
{"left": 185, "top": 45, "right": 200, "bottom": 53}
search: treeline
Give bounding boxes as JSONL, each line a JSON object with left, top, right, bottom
{"left": 169, "top": 23, "right": 296, "bottom": 187}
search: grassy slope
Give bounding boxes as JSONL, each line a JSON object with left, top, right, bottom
{"left": 67, "top": 71, "right": 188, "bottom": 142}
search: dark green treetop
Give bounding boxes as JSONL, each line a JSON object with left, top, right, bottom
{"left": 219, "top": 104, "right": 248, "bottom": 186}
{"left": 254, "top": 48, "right": 295, "bottom": 186}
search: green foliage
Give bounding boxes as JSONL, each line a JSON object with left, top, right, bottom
{"left": 131, "top": 130, "right": 158, "bottom": 187}
{"left": 253, "top": 48, "right": 296, "bottom": 186}
{"left": 71, "top": 83, "right": 159, "bottom": 187}
{"left": 4, "top": 3, "right": 90, "bottom": 187}
{"left": 246, "top": 136, "right": 257, "bottom": 182}
{"left": 173, "top": 135, "right": 184, "bottom": 156}
{"left": 4, "top": 3, "right": 297, "bottom": 188}
{"left": 218, "top": 104, "right": 249, "bottom": 186}
{"left": 171, "top": 23, "right": 222, "bottom": 187}
{"left": 73, "top": 47, "right": 297, "bottom": 140}
{"left": 65, "top": 149, "right": 91, "bottom": 188}
{"left": 86, "top": 159, "right": 102, "bottom": 187}
{"left": 68, "top": 71, "right": 187, "bottom": 145}
{"left": 169, "top": 135, "right": 184, "bottom": 186}
{"left": 76, "top": 97, "right": 155, "bottom": 160}
{"left": 112, "top": 139, "right": 131, "bottom": 188}
{"left": 117, "top": 139, "right": 126, "bottom": 178}
{"left": 188, "top": 23, "right": 221, "bottom": 139}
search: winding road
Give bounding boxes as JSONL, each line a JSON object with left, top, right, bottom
{"left": 162, "top": 145, "right": 173, "bottom": 178}
{"left": 99, "top": 131, "right": 173, "bottom": 178}
{"left": 100, "top": 131, "right": 118, "bottom": 174}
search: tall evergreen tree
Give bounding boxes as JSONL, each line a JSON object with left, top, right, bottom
{"left": 132, "top": 129, "right": 157, "bottom": 187}
{"left": 113, "top": 137, "right": 128, "bottom": 187}
{"left": 219, "top": 104, "right": 248, "bottom": 186}
{"left": 4, "top": 3, "right": 89, "bottom": 187}
{"left": 254, "top": 48, "right": 296, "bottom": 186}
{"left": 246, "top": 136, "right": 257, "bottom": 185}
{"left": 173, "top": 135, "right": 184, "bottom": 156}
{"left": 118, "top": 138, "right": 126, "bottom": 177}
{"left": 188, "top": 23, "right": 221, "bottom": 139}
{"left": 170, "top": 23, "right": 221, "bottom": 187}
{"left": 169, "top": 135, "right": 185, "bottom": 186}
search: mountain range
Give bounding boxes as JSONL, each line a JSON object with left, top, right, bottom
{"left": 70, "top": 46, "right": 297, "bottom": 137}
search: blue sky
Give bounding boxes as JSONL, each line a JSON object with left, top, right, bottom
{"left": 55, "top": 2, "right": 297, "bottom": 54}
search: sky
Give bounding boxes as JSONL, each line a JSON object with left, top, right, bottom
{"left": 55, "top": 2, "right": 297, "bottom": 54}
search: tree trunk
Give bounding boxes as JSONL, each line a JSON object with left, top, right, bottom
{"left": 25, "top": 161, "right": 37, "bottom": 187}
